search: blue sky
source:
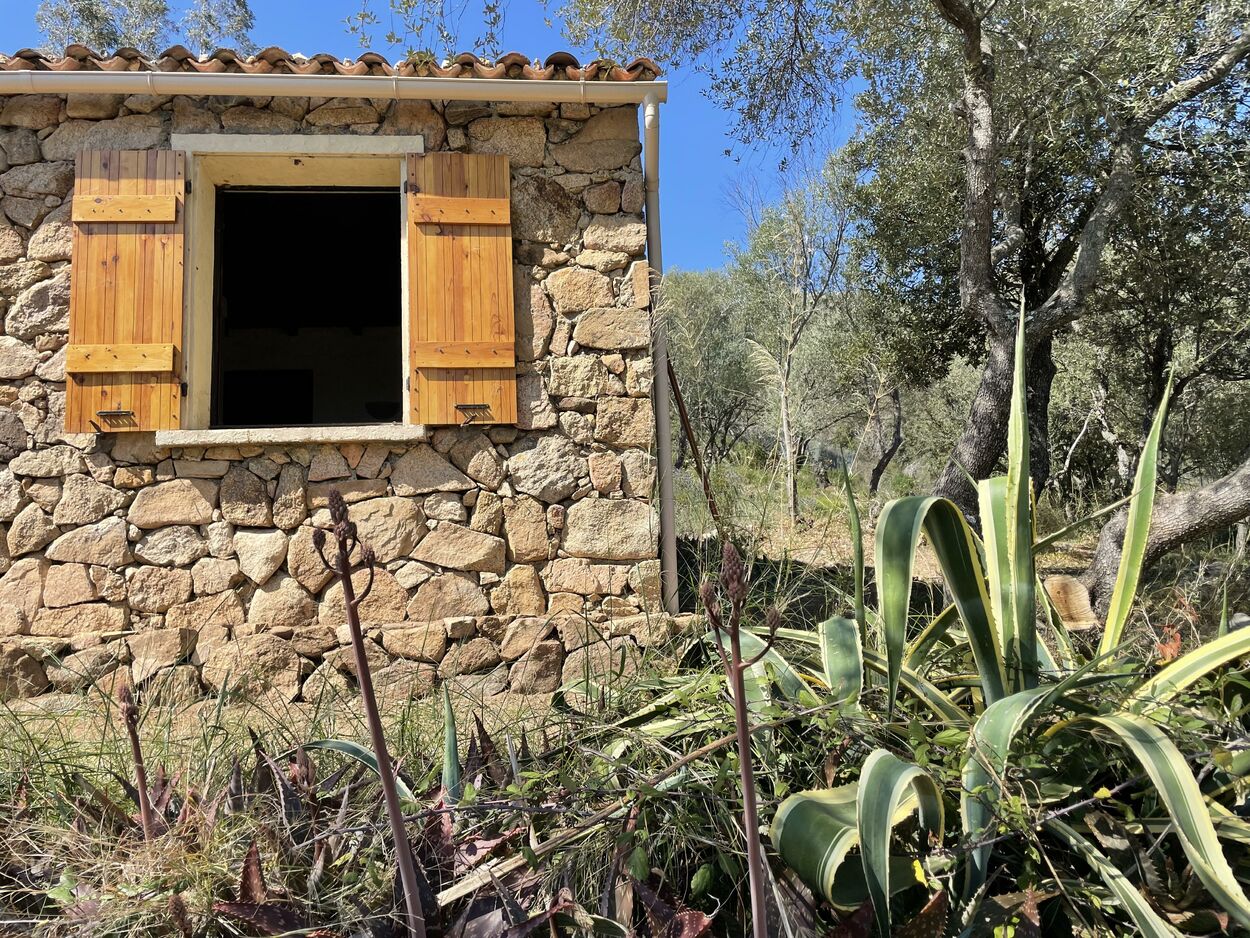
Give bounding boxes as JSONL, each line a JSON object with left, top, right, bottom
{"left": 0, "top": 0, "right": 843, "bottom": 271}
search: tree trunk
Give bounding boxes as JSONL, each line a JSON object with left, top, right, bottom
{"left": 1082, "top": 455, "right": 1250, "bottom": 611}
{"left": 869, "top": 387, "right": 904, "bottom": 495}
{"left": 933, "top": 331, "right": 1016, "bottom": 518}
{"left": 933, "top": 325, "right": 1057, "bottom": 517}
{"left": 779, "top": 380, "right": 798, "bottom": 524}
{"left": 1027, "top": 335, "right": 1056, "bottom": 494}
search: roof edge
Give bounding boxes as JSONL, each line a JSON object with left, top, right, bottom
{"left": 2, "top": 46, "right": 661, "bottom": 81}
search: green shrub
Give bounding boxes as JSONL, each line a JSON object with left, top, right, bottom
{"left": 759, "top": 322, "right": 1250, "bottom": 934}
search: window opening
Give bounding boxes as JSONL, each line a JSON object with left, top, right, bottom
{"left": 211, "top": 187, "right": 402, "bottom": 427}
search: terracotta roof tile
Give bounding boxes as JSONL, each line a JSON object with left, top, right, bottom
{"left": 0, "top": 46, "right": 661, "bottom": 81}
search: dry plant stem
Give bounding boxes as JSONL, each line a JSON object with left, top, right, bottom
{"left": 728, "top": 626, "right": 770, "bottom": 938}
{"left": 667, "top": 358, "right": 725, "bottom": 536}
{"left": 326, "top": 514, "right": 427, "bottom": 938}
{"left": 119, "top": 685, "right": 156, "bottom": 842}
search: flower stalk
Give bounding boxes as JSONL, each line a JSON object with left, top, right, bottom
{"left": 702, "top": 541, "right": 777, "bottom": 938}
{"left": 315, "top": 490, "right": 426, "bottom": 938}
{"left": 118, "top": 682, "right": 157, "bottom": 842}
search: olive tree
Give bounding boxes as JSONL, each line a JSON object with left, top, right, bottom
{"left": 36, "top": 0, "right": 255, "bottom": 57}
{"left": 559, "top": 0, "right": 1250, "bottom": 590}
{"left": 731, "top": 169, "right": 854, "bottom": 523}
{"left": 661, "top": 269, "right": 765, "bottom": 467}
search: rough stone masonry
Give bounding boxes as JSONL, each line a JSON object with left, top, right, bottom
{"left": 0, "top": 89, "right": 681, "bottom": 710}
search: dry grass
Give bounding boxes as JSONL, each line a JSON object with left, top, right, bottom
{"left": 0, "top": 639, "right": 743, "bottom": 937}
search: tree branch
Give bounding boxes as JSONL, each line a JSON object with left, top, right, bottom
{"left": 1134, "top": 32, "right": 1250, "bottom": 132}
{"left": 1032, "top": 31, "right": 1250, "bottom": 334}
{"left": 1083, "top": 454, "right": 1250, "bottom": 610}
{"left": 990, "top": 190, "right": 1024, "bottom": 266}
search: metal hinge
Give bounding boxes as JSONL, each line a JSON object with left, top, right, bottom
{"left": 184, "top": 179, "right": 192, "bottom": 194}
{"left": 180, "top": 381, "right": 188, "bottom": 397}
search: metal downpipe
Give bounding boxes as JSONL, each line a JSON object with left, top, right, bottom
{"left": 643, "top": 92, "right": 680, "bottom": 615}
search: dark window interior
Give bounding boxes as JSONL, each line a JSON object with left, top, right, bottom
{"left": 212, "top": 188, "right": 402, "bottom": 428}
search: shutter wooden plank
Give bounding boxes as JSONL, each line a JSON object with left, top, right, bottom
{"left": 65, "top": 149, "right": 185, "bottom": 433}
{"left": 66, "top": 343, "right": 175, "bottom": 373}
{"left": 71, "top": 194, "right": 177, "bottom": 223}
{"left": 411, "top": 340, "right": 515, "bottom": 368}
{"left": 410, "top": 194, "right": 510, "bottom": 225}
{"left": 407, "top": 153, "right": 517, "bottom": 425}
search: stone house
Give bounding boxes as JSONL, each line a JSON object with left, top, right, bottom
{"left": 0, "top": 47, "right": 679, "bottom": 706}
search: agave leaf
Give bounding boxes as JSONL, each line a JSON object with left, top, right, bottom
{"left": 1088, "top": 712, "right": 1250, "bottom": 928}
{"left": 818, "top": 616, "right": 862, "bottom": 707}
{"left": 298, "top": 740, "right": 416, "bottom": 804}
{"left": 841, "top": 462, "right": 867, "bottom": 645}
{"left": 1047, "top": 819, "right": 1181, "bottom": 938}
{"left": 961, "top": 686, "right": 1055, "bottom": 897}
{"left": 978, "top": 476, "right": 1038, "bottom": 691}
{"left": 857, "top": 750, "right": 944, "bottom": 937}
{"left": 961, "top": 656, "right": 1124, "bottom": 897}
{"left": 1126, "top": 628, "right": 1250, "bottom": 714}
{"left": 1098, "top": 373, "right": 1173, "bottom": 657}
{"left": 1033, "top": 492, "right": 1132, "bottom": 555}
{"left": 1129, "top": 809, "right": 1250, "bottom": 847}
{"left": 862, "top": 650, "right": 968, "bottom": 725}
{"left": 875, "top": 496, "right": 1006, "bottom": 709}
{"left": 769, "top": 776, "right": 927, "bottom": 911}
{"left": 763, "top": 625, "right": 967, "bottom": 724}
{"left": 1036, "top": 574, "right": 1077, "bottom": 669}
{"left": 904, "top": 603, "right": 960, "bottom": 672}
{"left": 442, "top": 685, "right": 461, "bottom": 804}
{"left": 1003, "top": 313, "right": 1038, "bottom": 689}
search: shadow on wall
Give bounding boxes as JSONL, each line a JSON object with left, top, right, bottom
{"left": 675, "top": 535, "right": 945, "bottom": 626}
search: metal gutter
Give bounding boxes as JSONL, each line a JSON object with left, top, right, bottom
{"left": 643, "top": 92, "right": 679, "bottom": 616}
{"left": 0, "top": 69, "right": 667, "bottom": 105}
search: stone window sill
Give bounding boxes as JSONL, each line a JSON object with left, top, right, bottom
{"left": 155, "top": 424, "right": 432, "bottom": 447}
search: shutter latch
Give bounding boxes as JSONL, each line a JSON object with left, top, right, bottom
{"left": 456, "top": 403, "right": 492, "bottom": 426}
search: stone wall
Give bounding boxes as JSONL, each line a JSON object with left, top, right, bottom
{"left": 0, "top": 89, "right": 673, "bottom": 708}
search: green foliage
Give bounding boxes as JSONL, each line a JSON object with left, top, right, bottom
{"left": 35, "top": 0, "right": 255, "bottom": 57}
{"left": 36, "top": 0, "right": 172, "bottom": 54}
{"left": 661, "top": 270, "right": 765, "bottom": 464}
{"left": 559, "top": 0, "right": 1249, "bottom": 511}
{"left": 346, "top": 0, "right": 503, "bottom": 59}
{"left": 181, "top": 0, "right": 255, "bottom": 56}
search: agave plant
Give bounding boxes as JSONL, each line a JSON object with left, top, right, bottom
{"left": 763, "top": 318, "right": 1250, "bottom": 935}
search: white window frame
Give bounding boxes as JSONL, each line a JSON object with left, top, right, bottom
{"left": 165, "top": 132, "right": 424, "bottom": 445}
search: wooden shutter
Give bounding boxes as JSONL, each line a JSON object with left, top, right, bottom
{"left": 65, "top": 149, "right": 185, "bottom": 433}
{"left": 407, "top": 152, "right": 517, "bottom": 425}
